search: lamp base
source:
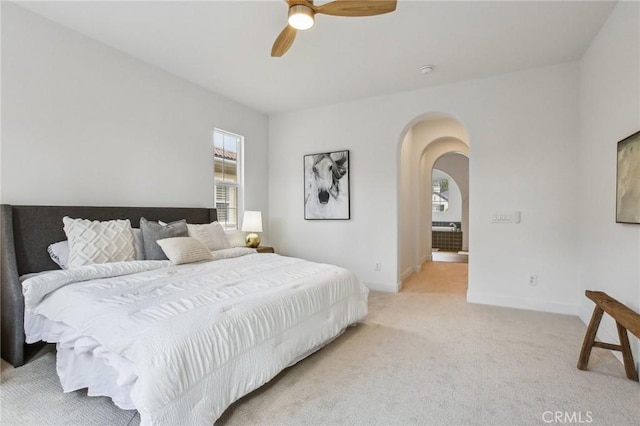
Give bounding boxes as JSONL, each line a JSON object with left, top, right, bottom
{"left": 245, "top": 233, "right": 261, "bottom": 248}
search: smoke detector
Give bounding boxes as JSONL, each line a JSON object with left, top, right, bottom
{"left": 420, "top": 65, "right": 435, "bottom": 75}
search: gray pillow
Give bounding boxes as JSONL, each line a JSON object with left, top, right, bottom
{"left": 140, "top": 217, "right": 188, "bottom": 260}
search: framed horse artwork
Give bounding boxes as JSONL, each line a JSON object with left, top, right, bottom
{"left": 304, "top": 150, "right": 350, "bottom": 220}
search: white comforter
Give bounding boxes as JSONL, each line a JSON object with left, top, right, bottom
{"left": 23, "top": 251, "right": 368, "bottom": 425}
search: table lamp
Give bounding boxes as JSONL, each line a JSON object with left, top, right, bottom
{"left": 242, "top": 211, "right": 263, "bottom": 248}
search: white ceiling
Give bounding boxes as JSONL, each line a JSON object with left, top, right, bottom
{"left": 16, "top": 0, "right": 616, "bottom": 115}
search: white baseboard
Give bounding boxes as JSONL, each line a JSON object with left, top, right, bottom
{"left": 466, "top": 291, "right": 580, "bottom": 316}
{"left": 578, "top": 303, "right": 592, "bottom": 325}
{"left": 363, "top": 281, "right": 399, "bottom": 293}
{"left": 400, "top": 267, "right": 414, "bottom": 282}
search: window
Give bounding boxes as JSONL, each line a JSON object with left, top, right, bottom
{"left": 432, "top": 178, "right": 449, "bottom": 212}
{"left": 214, "top": 129, "right": 243, "bottom": 230}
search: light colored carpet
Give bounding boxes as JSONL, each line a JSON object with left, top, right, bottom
{"left": 0, "top": 349, "right": 138, "bottom": 425}
{"left": 219, "top": 293, "right": 639, "bottom": 426}
{"left": 2, "top": 263, "right": 639, "bottom": 425}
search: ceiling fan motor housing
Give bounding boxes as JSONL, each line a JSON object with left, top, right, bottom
{"left": 288, "top": 4, "right": 315, "bottom": 30}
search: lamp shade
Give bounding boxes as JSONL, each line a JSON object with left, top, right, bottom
{"left": 241, "top": 211, "right": 263, "bottom": 233}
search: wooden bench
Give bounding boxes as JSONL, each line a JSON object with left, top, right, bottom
{"left": 577, "top": 290, "right": 640, "bottom": 381}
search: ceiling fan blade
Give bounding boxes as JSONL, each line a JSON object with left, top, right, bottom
{"left": 271, "top": 25, "right": 297, "bottom": 57}
{"left": 314, "top": 0, "right": 397, "bottom": 17}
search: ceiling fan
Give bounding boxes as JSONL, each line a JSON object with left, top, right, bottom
{"left": 271, "top": 0, "right": 397, "bottom": 57}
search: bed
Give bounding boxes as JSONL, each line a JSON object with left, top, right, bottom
{"left": 0, "top": 205, "right": 369, "bottom": 425}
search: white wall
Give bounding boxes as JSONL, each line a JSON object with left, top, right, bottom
{"left": 270, "top": 61, "right": 582, "bottom": 314}
{"left": 578, "top": 1, "right": 640, "bottom": 361}
{"left": 399, "top": 128, "right": 415, "bottom": 279}
{"left": 1, "top": 3, "right": 269, "bottom": 239}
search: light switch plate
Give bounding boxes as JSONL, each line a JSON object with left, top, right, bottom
{"left": 492, "top": 213, "right": 512, "bottom": 223}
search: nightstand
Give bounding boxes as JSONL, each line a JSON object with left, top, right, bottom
{"left": 255, "top": 246, "right": 275, "bottom": 254}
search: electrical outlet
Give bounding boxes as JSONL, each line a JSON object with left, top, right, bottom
{"left": 375, "top": 262, "right": 381, "bottom": 272}
{"left": 528, "top": 275, "right": 537, "bottom": 286}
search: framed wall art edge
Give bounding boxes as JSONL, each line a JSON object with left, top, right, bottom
{"left": 615, "top": 130, "right": 640, "bottom": 224}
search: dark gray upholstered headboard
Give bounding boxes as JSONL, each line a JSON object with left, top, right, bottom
{"left": 0, "top": 205, "right": 217, "bottom": 367}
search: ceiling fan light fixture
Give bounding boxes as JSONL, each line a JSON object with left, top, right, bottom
{"left": 288, "top": 5, "right": 315, "bottom": 30}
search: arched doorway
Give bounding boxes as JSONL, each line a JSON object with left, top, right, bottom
{"left": 431, "top": 153, "right": 469, "bottom": 262}
{"left": 397, "top": 113, "right": 470, "bottom": 287}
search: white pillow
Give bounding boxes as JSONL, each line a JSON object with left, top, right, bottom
{"left": 63, "top": 217, "right": 135, "bottom": 269}
{"left": 47, "top": 229, "right": 144, "bottom": 269}
{"left": 47, "top": 241, "right": 70, "bottom": 269}
{"left": 187, "top": 222, "right": 231, "bottom": 251}
{"left": 156, "top": 237, "right": 214, "bottom": 265}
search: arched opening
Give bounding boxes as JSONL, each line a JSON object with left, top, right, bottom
{"left": 397, "top": 113, "right": 470, "bottom": 290}
{"left": 431, "top": 153, "right": 469, "bottom": 263}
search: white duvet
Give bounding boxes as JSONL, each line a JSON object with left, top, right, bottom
{"left": 23, "top": 250, "right": 368, "bottom": 425}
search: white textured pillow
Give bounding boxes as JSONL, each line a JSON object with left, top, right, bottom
{"left": 187, "top": 222, "right": 231, "bottom": 251}
{"left": 63, "top": 217, "right": 135, "bottom": 269}
{"left": 156, "top": 237, "right": 214, "bottom": 265}
{"left": 47, "top": 229, "right": 143, "bottom": 268}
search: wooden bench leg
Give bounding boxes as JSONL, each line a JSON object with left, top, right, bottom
{"left": 616, "top": 321, "right": 639, "bottom": 381}
{"left": 577, "top": 306, "right": 604, "bottom": 370}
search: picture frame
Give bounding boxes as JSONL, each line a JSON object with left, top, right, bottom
{"left": 616, "top": 130, "right": 640, "bottom": 224}
{"left": 304, "top": 150, "right": 350, "bottom": 220}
